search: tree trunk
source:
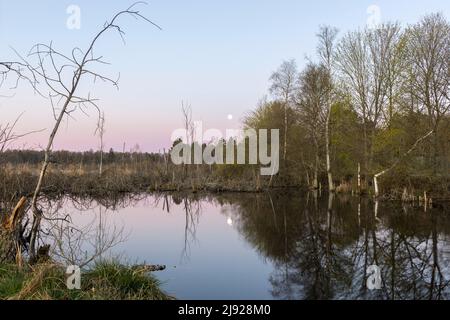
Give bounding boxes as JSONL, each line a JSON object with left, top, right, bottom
{"left": 29, "top": 85, "right": 79, "bottom": 261}
{"left": 283, "top": 101, "right": 288, "bottom": 161}
{"left": 325, "top": 106, "right": 334, "bottom": 192}
{"left": 432, "top": 128, "right": 439, "bottom": 175}
{"left": 99, "top": 150, "right": 103, "bottom": 176}
{"left": 373, "top": 173, "right": 381, "bottom": 197}
{"left": 313, "top": 147, "right": 319, "bottom": 190}
{"left": 357, "top": 162, "right": 361, "bottom": 194}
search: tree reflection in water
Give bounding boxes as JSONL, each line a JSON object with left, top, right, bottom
{"left": 42, "top": 191, "right": 450, "bottom": 299}
{"left": 206, "top": 191, "right": 450, "bottom": 300}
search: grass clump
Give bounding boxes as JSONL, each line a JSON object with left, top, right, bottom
{"left": 0, "top": 261, "right": 171, "bottom": 300}
{"left": 83, "top": 261, "right": 170, "bottom": 300}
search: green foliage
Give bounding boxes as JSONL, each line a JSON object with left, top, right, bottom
{"left": 330, "top": 101, "right": 363, "bottom": 178}
{"left": 0, "top": 264, "right": 25, "bottom": 297}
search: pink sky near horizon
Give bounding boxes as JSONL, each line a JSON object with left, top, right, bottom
{"left": 2, "top": 0, "right": 449, "bottom": 153}
{"left": 1, "top": 96, "right": 245, "bottom": 153}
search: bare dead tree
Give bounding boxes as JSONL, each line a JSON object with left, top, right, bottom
{"left": 9, "top": 2, "right": 160, "bottom": 262}
{"left": 0, "top": 114, "right": 40, "bottom": 152}
{"left": 0, "top": 61, "right": 39, "bottom": 93}
{"left": 95, "top": 111, "right": 106, "bottom": 176}
{"left": 181, "top": 101, "right": 194, "bottom": 147}
{"left": 0, "top": 64, "right": 41, "bottom": 264}
{"left": 181, "top": 101, "right": 194, "bottom": 179}
{"left": 0, "top": 59, "right": 42, "bottom": 152}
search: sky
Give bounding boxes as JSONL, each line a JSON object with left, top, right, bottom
{"left": 1, "top": 0, "right": 449, "bottom": 152}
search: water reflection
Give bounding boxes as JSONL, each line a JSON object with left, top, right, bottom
{"left": 222, "top": 192, "right": 450, "bottom": 300}
{"left": 44, "top": 191, "right": 450, "bottom": 300}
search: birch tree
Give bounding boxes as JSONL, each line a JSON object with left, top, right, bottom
{"left": 269, "top": 59, "right": 298, "bottom": 162}
{"left": 317, "top": 26, "right": 338, "bottom": 192}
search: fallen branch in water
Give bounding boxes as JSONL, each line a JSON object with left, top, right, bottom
{"left": 131, "top": 264, "right": 166, "bottom": 274}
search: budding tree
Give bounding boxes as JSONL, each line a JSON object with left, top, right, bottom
{"left": 269, "top": 59, "right": 298, "bottom": 162}
{"left": 297, "top": 63, "right": 332, "bottom": 190}
{"left": 316, "top": 25, "right": 338, "bottom": 192}
{"left": 406, "top": 13, "right": 450, "bottom": 174}
{"left": 335, "top": 23, "right": 404, "bottom": 179}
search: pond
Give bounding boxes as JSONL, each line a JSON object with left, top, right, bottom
{"left": 45, "top": 191, "right": 450, "bottom": 300}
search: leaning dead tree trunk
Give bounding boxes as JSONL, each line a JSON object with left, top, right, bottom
{"left": 373, "top": 130, "right": 434, "bottom": 197}
{"left": 11, "top": 3, "right": 160, "bottom": 262}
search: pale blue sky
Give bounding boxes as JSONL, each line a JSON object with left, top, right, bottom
{"left": 1, "top": 0, "right": 449, "bottom": 152}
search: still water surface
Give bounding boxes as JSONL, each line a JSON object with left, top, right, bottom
{"left": 52, "top": 191, "right": 450, "bottom": 300}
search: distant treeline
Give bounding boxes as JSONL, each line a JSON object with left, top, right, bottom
{"left": 0, "top": 149, "right": 164, "bottom": 166}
